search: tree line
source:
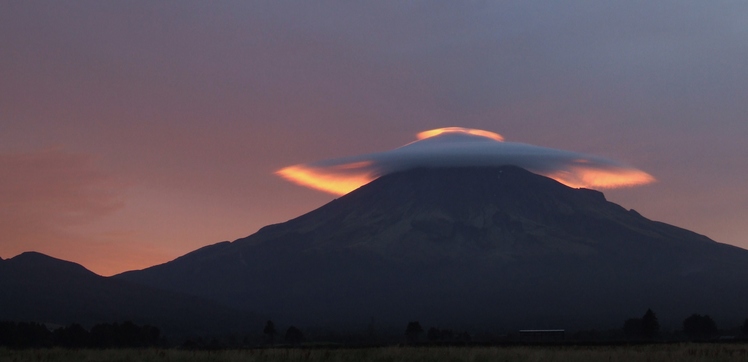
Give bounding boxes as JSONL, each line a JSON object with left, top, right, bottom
{"left": 404, "top": 321, "right": 472, "bottom": 344}
{"left": 401, "top": 312, "right": 748, "bottom": 344}
{"left": 623, "top": 309, "right": 745, "bottom": 340}
{"left": 262, "top": 320, "right": 303, "bottom": 346}
{"left": 0, "top": 321, "right": 161, "bottom": 349}
{"left": 3, "top": 314, "right": 748, "bottom": 349}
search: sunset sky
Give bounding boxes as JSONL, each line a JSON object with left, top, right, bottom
{"left": 2, "top": 1, "right": 747, "bottom": 276}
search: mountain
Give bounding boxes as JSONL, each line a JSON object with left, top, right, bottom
{"left": 116, "top": 166, "right": 748, "bottom": 331}
{"left": 0, "top": 252, "right": 260, "bottom": 337}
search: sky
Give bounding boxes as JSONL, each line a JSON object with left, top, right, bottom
{"left": 2, "top": 1, "right": 747, "bottom": 276}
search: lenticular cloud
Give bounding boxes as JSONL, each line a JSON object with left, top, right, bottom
{"left": 277, "top": 127, "right": 655, "bottom": 195}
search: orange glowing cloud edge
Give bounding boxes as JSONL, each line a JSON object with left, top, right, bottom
{"left": 416, "top": 127, "right": 505, "bottom": 141}
{"left": 276, "top": 127, "right": 656, "bottom": 195}
{"left": 542, "top": 166, "right": 656, "bottom": 189}
{"left": 278, "top": 163, "right": 656, "bottom": 196}
{"left": 276, "top": 164, "right": 376, "bottom": 195}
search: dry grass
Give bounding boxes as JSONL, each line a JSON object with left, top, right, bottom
{"left": 1, "top": 344, "right": 747, "bottom": 362}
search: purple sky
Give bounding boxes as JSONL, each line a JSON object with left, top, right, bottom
{"left": 2, "top": 1, "right": 747, "bottom": 275}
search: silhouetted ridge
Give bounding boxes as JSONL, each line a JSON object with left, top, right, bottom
{"left": 0, "top": 251, "right": 261, "bottom": 337}
{"left": 243, "top": 166, "right": 713, "bottom": 260}
{"left": 116, "top": 166, "right": 748, "bottom": 331}
{"left": 7, "top": 251, "right": 93, "bottom": 276}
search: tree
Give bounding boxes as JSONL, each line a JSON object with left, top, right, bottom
{"left": 683, "top": 314, "right": 718, "bottom": 339}
{"left": 405, "top": 321, "right": 423, "bottom": 344}
{"left": 427, "top": 327, "right": 456, "bottom": 343}
{"left": 456, "top": 331, "right": 471, "bottom": 343}
{"left": 263, "top": 320, "right": 277, "bottom": 345}
{"left": 741, "top": 319, "right": 748, "bottom": 335}
{"left": 88, "top": 321, "right": 160, "bottom": 348}
{"left": 0, "top": 321, "right": 52, "bottom": 348}
{"left": 285, "top": 326, "right": 303, "bottom": 346}
{"left": 623, "top": 318, "right": 643, "bottom": 337}
{"left": 427, "top": 327, "right": 440, "bottom": 342}
{"left": 641, "top": 309, "right": 660, "bottom": 338}
{"left": 367, "top": 317, "right": 377, "bottom": 342}
{"left": 53, "top": 323, "right": 89, "bottom": 348}
{"left": 623, "top": 309, "right": 659, "bottom": 339}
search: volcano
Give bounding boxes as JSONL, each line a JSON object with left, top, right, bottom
{"left": 117, "top": 166, "right": 748, "bottom": 331}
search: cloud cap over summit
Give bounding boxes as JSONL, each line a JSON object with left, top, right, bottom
{"left": 277, "top": 127, "right": 655, "bottom": 195}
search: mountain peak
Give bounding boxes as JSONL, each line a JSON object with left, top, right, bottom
{"left": 117, "top": 165, "right": 748, "bottom": 330}
{"left": 345, "top": 165, "right": 608, "bottom": 210}
{"left": 245, "top": 166, "right": 677, "bottom": 262}
{"left": 7, "top": 251, "right": 95, "bottom": 276}
{"left": 13, "top": 251, "right": 57, "bottom": 260}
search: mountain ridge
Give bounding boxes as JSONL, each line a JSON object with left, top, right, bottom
{"left": 116, "top": 166, "right": 748, "bottom": 330}
{"left": 0, "top": 249, "right": 262, "bottom": 337}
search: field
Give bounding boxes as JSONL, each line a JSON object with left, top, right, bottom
{"left": 2, "top": 344, "right": 748, "bottom": 362}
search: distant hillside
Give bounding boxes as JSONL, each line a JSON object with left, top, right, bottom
{"left": 117, "top": 166, "right": 748, "bottom": 331}
{"left": 0, "top": 252, "right": 261, "bottom": 337}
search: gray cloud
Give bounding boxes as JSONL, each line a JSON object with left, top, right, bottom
{"left": 278, "top": 128, "right": 654, "bottom": 195}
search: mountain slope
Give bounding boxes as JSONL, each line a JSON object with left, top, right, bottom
{"left": 0, "top": 252, "right": 261, "bottom": 337}
{"left": 117, "top": 166, "right": 748, "bottom": 330}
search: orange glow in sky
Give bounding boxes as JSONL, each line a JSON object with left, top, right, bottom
{"left": 416, "top": 127, "right": 505, "bottom": 141}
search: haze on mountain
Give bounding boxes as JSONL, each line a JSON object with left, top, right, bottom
{"left": 117, "top": 165, "right": 748, "bottom": 331}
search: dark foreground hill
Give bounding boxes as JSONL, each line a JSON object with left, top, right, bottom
{"left": 0, "top": 252, "right": 260, "bottom": 337}
{"left": 117, "top": 166, "right": 748, "bottom": 331}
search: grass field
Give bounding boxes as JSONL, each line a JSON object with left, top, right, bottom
{"left": 2, "top": 344, "right": 747, "bottom": 362}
